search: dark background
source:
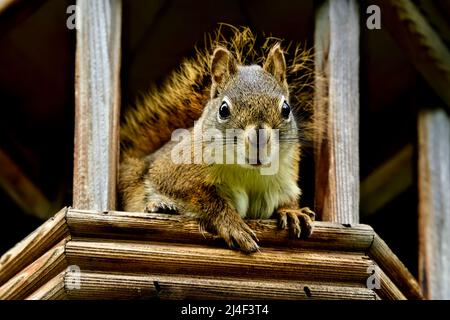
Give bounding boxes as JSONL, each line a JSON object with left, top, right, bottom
{"left": 1, "top": 0, "right": 449, "bottom": 279}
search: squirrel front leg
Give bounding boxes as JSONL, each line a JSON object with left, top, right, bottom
{"left": 274, "top": 201, "right": 315, "bottom": 239}
{"left": 188, "top": 187, "right": 259, "bottom": 253}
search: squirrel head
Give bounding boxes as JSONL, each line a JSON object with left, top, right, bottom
{"left": 200, "top": 44, "right": 299, "bottom": 169}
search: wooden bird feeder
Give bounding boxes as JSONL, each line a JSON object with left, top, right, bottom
{"left": 2, "top": 0, "right": 449, "bottom": 300}
{"left": 0, "top": 208, "right": 422, "bottom": 299}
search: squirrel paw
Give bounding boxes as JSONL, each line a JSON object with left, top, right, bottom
{"left": 276, "top": 207, "right": 315, "bottom": 239}
{"left": 144, "top": 198, "right": 178, "bottom": 214}
{"left": 214, "top": 220, "right": 260, "bottom": 254}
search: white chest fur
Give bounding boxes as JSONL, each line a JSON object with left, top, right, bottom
{"left": 210, "top": 156, "right": 300, "bottom": 219}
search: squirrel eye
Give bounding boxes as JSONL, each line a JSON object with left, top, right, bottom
{"left": 281, "top": 101, "right": 291, "bottom": 119}
{"left": 218, "top": 101, "right": 231, "bottom": 120}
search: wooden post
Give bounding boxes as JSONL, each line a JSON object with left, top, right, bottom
{"left": 73, "top": 0, "right": 122, "bottom": 211}
{"left": 418, "top": 108, "right": 450, "bottom": 299}
{"left": 314, "top": 0, "right": 360, "bottom": 224}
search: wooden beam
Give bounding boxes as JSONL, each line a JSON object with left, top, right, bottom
{"left": 0, "top": 148, "right": 53, "bottom": 220}
{"left": 373, "top": 0, "right": 450, "bottom": 110}
{"left": 418, "top": 108, "right": 450, "bottom": 299}
{"left": 63, "top": 239, "right": 412, "bottom": 300}
{"left": 0, "top": 207, "right": 69, "bottom": 287}
{"left": 361, "top": 144, "right": 413, "bottom": 217}
{"left": 369, "top": 233, "right": 423, "bottom": 300}
{"left": 0, "top": 238, "right": 68, "bottom": 300}
{"left": 67, "top": 209, "right": 374, "bottom": 252}
{"left": 61, "top": 271, "right": 377, "bottom": 300}
{"left": 26, "top": 272, "right": 67, "bottom": 300}
{"left": 314, "top": 0, "right": 360, "bottom": 224}
{"left": 66, "top": 239, "right": 373, "bottom": 283}
{"left": 73, "top": 0, "right": 122, "bottom": 211}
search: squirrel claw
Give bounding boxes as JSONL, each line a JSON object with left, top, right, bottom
{"left": 144, "top": 199, "right": 178, "bottom": 214}
{"left": 276, "top": 207, "right": 315, "bottom": 239}
{"left": 219, "top": 221, "right": 260, "bottom": 253}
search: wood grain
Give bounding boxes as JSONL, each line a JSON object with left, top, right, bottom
{"left": 0, "top": 238, "right": 68, "bottom": 300}
{"left": 314, "top": 0, "right": 360, "bottom": 224}
{"left": 26, "top": 272, "right": 67, "bottom": 300}
{"left": 376, "top": 270, "right": 406, "bottom": 300}
{"left": 418, "top": 108, "right": 450, "bottom": 299}
{"left": 62, "top": 271, "right": 377, "bottom": 300}
{"left": 65, "top": 239, "right": 373, "bottom": 283}
{"left": 0, "top": 207, "right": 69, "bottom": 286}
{"left": 73, "top": 0, "right": 122, "bottom": 211}
{"left": 369, "top": 234, "right": 423, "bottom": 300}
{"left": 66, "top": 209, "right": 374, "bottom": 252}
{"left": 65, "top": 209, "right": 421, "bottom": 299}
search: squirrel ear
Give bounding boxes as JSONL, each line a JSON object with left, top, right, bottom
{"left": 263, "top": 43, "right": 287, "bottom": 86}
{"left": 211, "top": 47, "right": 237, "bottom": 98}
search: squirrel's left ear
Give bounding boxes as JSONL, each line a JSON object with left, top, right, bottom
{"left": 264, "top": 43, "right": 287, "bottom": 88}
{"left": 211, "top": 47, "right": 238, "bottom": 98}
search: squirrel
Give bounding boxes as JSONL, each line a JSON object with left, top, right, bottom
{"left": 119, "top": 27, "right": 316, "bottom": 253}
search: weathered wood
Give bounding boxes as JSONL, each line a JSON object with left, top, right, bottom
{"left": 361, "top": 144, "right": 413, "bottom": 217}
{"left": 376, "top": 270, "right": 406, "bottom": 300}
{"left": 0, "top": 207, "right": 69, "bottom": 287}
{"left": 314, "top": 0, "right": 360, "bottom": 224}
{"left": 0, "top": 148, "right": 53, "bottom": 220}
{"left": 0, "top": 207, "right": 422, "bottom": 300}
{"left": 65, "top": 209, "right": 422, "bottom": 299}
{"left": 73, "top": 0, "right": 122, "bottom": 211}
{"left": 26, "top": 272, "right": 67, "bottom": 300}
{"left": 65, "top": 239, "right": 373, "bottom": 284}
{"left": 0, "top": 238, "right": 68, "bottom": 300}
{"left": 369, "top": 234, "right": 423, "bottom": 300}
{"left": 66, "top": 209, "right": 374, "bottom": 252}
{"left": 418, "top": 108, "right": 450, "bottom": 299}
{"left": 62, "top": 271, "right": 377, "bottom": 300}
{"left": 373, "top": 0, "right": 450, "bottom": 111}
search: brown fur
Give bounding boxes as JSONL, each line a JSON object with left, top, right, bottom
{"left": 119, "top": 26, "right": 316, "bottom": 252}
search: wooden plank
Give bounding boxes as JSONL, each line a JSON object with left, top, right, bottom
{"left": 373, "top": 0, "right": 450, "bottom": 110}
{"left": 369, "top": 233, "right": 423, "bottom": 300}
{"left": 361, "top": 144, "right": 413, "bottom": 217}
{"left": 376, "top": 270, "right": 406, "bottom": 300}
{"left": 0, "top": 148, "right": 53, "bottom": 220}
{"left": 0, "top": 207, "right": 69, "bottom": 286}
{"left": 314, "top": 0, "right": 360, "bottom": 224}
{"left": 418, "top": 108, "right": 450, "bottom": 299}
{"left": 0, "top": 238, "right": 68, "bottom": 300}
{"left": 26, "top": 271, "right": 67, "bottom": 300}
{"left": 66, "top": 209, "right": 375, "bottom": 252}
{"left": 73, "top": 0, "right": 122, "bottom": 211}
{"left": 66, "top": 239, "right": 373, "bottom": 284}
{"left": 63, "top": 271, "right": 377, "bottom": 300}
